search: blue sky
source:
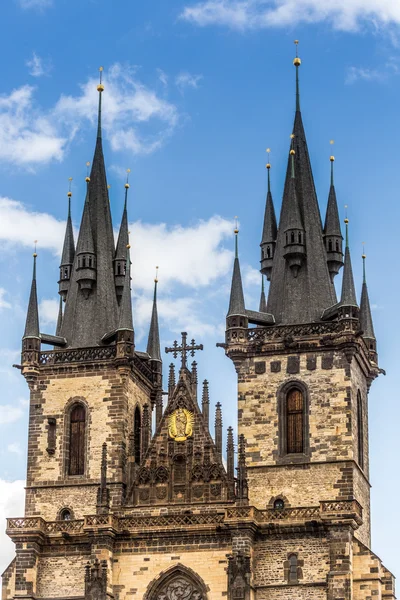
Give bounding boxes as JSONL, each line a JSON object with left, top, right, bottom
{"left": 0, "top": 0, "right": 399, "bottom": 576}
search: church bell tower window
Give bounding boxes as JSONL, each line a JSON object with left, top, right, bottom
{"left": 286, "top": 388, "right": 304, "bottom": 454}
{"left": 134, "top": 406, "right": 141, "bottom": 464}
{"left": 68, "top": 404, "right": 86, "bottom": 476}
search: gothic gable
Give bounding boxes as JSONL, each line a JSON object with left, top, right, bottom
{"left": 129, "top": 368, "right": 228, "bottom": 505}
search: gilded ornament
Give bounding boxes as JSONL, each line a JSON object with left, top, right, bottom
{"left": 168, "top": 407, "right": 194, "bottom": 441}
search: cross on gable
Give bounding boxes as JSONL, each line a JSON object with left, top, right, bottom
{"left": 165, "top": 332, "right": 203, "bottom": 370}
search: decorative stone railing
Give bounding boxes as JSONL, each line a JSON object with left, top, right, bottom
{"left": 39, "top": 346, "right": 116, "bottom": 365}
{"left": 6, "top": 500, "right": 363, "bottom": 537}
{"left": 247, "top": 321, "right": 339, "bottom": 344}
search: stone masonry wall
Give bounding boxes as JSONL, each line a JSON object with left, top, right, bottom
{"left": 25, "top": 364, "right": 150, "bottom": 518}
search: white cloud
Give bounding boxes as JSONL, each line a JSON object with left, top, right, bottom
{"left": 180, "top": 0, "right": 400, "bottom": 32}
{"left": 244, "top": 265, "right": 261, "bottom": 287}
{"left": 0, "top": 289, "right": 11, "bottom": 310}
{"left": 346, "top": 58, "right": 399, "bottom": 83}
{"left": 0, "top": 85, "right": 66, "bottom": 166}
{"left": 39, "top": 299, "right": 59, "bottom": 326}
{"left": 129, "top": 216, "right": 233, "bottom": 291}
{"left": 0, "top": 197, "right": 65, "bottom": 254}
{"left": 7, "top": 443, "right": 23, "bottom": 456}
{"left": 0, "top": 64, "right": 179, "bottom": 167}
{"left": 157, "top": 69, "right": 169, "bottom": 87}
{"left": 26, "top": 53, "right": 51, "bottom": 78}
{"left": 175, "top": 72, "right": 203, "bottom": 91}
{"left": 0, "top": 405, "right": 24, "bottom": 426}
{"left": 0, "top": 480, "right": 25, "bottom": 576}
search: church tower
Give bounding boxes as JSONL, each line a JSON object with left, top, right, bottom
{"left": 224, "top": 46, "right": 396, "bottom": 599}
{"left": 2, "top": 55, "right": 396, "bottom": 600}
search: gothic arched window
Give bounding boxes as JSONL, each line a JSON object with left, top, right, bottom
{"left": 274, "top": 498, "right": 285, "bottom": 510}
{"left": 59, "top": 508, "right": 72, "bottom": 521}
{"left": 267, "top": 245, "right": 271, "bottom": 258}
{"left": 69, "top": 404, "right": 86, "bottom": 476}
{"left": 286, "top": 388, "right": 304, "bottom": 454}
{"left": 144, "top": 566, "right": 207, "bottom": 600}
{"left": 328, "top": 239, "right": 333, "bottom": 252}
{"left": 357, "top": 391, "right": 364, "bottom": 470}
{"left": 134, "top": 406, "right": 141, "bottom": 464}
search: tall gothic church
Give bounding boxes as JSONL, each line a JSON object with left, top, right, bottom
{"left": 2, "top": 52, "right": 396, "bottom": 600}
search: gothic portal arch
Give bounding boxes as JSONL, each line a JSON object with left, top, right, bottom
{"left": 144, "top": 564, "right": 208, "bottom": 600}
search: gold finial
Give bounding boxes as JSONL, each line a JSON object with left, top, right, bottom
{"left": 344, "top": 204, "right": 348, "bottom": 224}
{"left": 266, "top": 148, "right": 271, "bottom": 169}
{"left": 290, "top": 149, "right": 295, "bottom": 155}
{"left": 362, "top": 242, "right": 366, "bottom": 259}
{"left": 330, "top": 139, "right": 335, "bottom": 162}
{"left": 126, "top": 243, "right": 131, "bottom": 249}
{"left": 155, "top": 265, "right": 159, "bottom": 283}
{"left": 290, "top": 134, "right": 295, "bottom": 139}
{"left": 97, "top": 66, "right": 104, "bottom": 92}
{"left": 107, "top": 184, "right": 111, "bottom": 189}
{"left": 234, "top": 216, "right": 239, "bottom": 234}
{"left": 85, "top": 161, "right": 90, "bottom": 183}
{"left": 293, "top": 40, "right": 301, "bottom": 66}
{"left": 33, "top": 240, "right": 38, "bottom": 257}
{"left": 67, "top": 177, "right": 73, "bottom": 197}
{"left": 125, "top": 168, "right": 131, "bottom": 189}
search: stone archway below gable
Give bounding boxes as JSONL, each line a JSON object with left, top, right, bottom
{"left": 144, "top": 563, "right": 209, "bottom": 600}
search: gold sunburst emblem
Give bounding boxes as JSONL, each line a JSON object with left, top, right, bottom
{"left": 168, "top": 407, "right": 194, "bottom": 441}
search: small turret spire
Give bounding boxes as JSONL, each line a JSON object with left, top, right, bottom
{"left": 260, "top": 150, "right": 278, "bottom": 280}
{"left": 215, "top": 402, "right": 223, "bottom": 463}
{"left": 202, "top": 380, "right": 210, "bottom": 429}
{"left": 56, "top": 295, "right": 63, "bottom": 337}
{"left": 24, "top": 247, "right": 40, "bottom": 339}
{"left": 147, "top": 267, "right": 161, "bottom": 361}
{"left": 118, "top": 243, "right": 134, "bottom": 331}
{"left": 115, "top": 170, "right": 131, "bottom": 302}
{"left": 283, "top": 139, "right": 306, "bottom": 278}
{"left": 227, "top": 426, "right": 235, "bottom": 501}
{"left": 58, "top": 178, "right": 76, "bottom": 300}
{"left": 259, "top": 275, "right": 267, "bottom": 313}
{"left": 227, "top": 223, "right": 246, "bottom": 318}
{"left": 360, "top": 250, "right": 376, "bottom": 342}
{"left": 324, "top": 144, "right": 344, "bottom": 282}
{"left": 75, "top": 178, "right": 96, "bottom": 297}
{"left": 340, "top": 216, "right": 358, "bottom": 307}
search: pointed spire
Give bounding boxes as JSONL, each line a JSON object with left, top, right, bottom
{"left": 56, "top": 296, "right": 63, "bottom": 337}
{"left": 24, "top": 249, "right": 40, "bottom": 339}
{"left": 146, "top": 268, "right": 161, "bottom": 361}
{"left": 237, "top": 434, "right": 248, "bottom": 505}
{"left": 96, "top": 442, "right": 110, "bottom": 515}
{"left": 324, "top": 150, "right": 344, "bottom": 281}
{"left": 259, "top": 276, "right": 267, "bottom": 313}
{"left": 227, "top": 426, "right": 235, "bottom": 500}
{"left": 97, "top": 67, "right": 104, "bottom": 139}
{"left": 202, "top": 380, "right": 210, "bottom": 430}
{"left": 114, "top": 171, "right": 130, "bottom": 302}
{"left": 227, "top": 224, "right": 246, "bottom": 317}
{"left": 215, "top": 402, "right": 223, "bottom": 462}
{"left": 260, "top": 152, "right": 278, "bottom": 280}
{"left": 141, "top": 404, "right": 151, "bottom": 457}
{"left": 360, "top": 252, "right": 375, "bottom": 340}
{"left": 59, "top": 179, "right": 75, "bottom": 299}
{"left": 265, "top": 49, "right": 337, "bottom": 324}
{"left": 118, "top": 243, "right": 134, "bottom": 331}
{"left": 168, "top": 363, "right": 176, "bottom": 397}
{"left": 340, "top": 218, "right": 358, "bottom": 307}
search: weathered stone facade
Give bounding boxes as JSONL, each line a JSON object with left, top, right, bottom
{"left": 2, "top": 55, "right": 396, "bottom": 600}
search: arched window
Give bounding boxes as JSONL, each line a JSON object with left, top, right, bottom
{"left": 291, "top": 231, "right": 295, "bottom": 243}
{"left": 357, "top": 391, "right": 364, "bottom": 470}
{"left": 69, "top": 404, "right": 85, "bottom": 476}
{"left": 328, "top": 239, "right": 333, "bottom": 252}
{"left": 267, "top": 245, "right": 271, "bottom": 258}
{"left": 336, "top": 240, "right": 339, "bottom": 252}
{"left": 134, "top": 406, "right": 141, "bottom": 464}
{"left": 144, "top": 566, "right": 207, "bottom": 600}
{"left": 298, "top": 232, "right": 302, "bottom": 244}
{"left": 274, "top": 498, "right": 285, "bottom": 510}
{"left": 59, "top": 508, "right": 72, "bottom": 521}
{"left": 286, "top": 388, "right": 304, "bottom": 454}
{"left": 288, "top": 554, "right": 298, "bottom": 583}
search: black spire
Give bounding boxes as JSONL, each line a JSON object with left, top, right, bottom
{"left": 260, "top": 159, "right": 277, "bottom": 280}
{"left": 59, "top": 181, "right": 75, "bottom": 300}
{"left": 360, "top": 253, "right": 375, "bottom": 341}
{"left": 202, "top": 379, "right": 210, "bottom": 430}
{"left": 259, "top": 276, "right": 267, "bottom": 313}
{"left": 227, "top": 229, "right": 246, "bottom": 318}
{"left": 24, "top": 251, "right": 40, "bottom": 339}
{"left": 60, "top": 70, "right": 119, "bottom": 347}
{"left": 215, "top": 402, "right": 223, "bottom": 462}
{"left": 114, "top": 173, "right": 130, "bottom": 303}
{"left": 117, "top": 244, "right": 134, "bottom": 332}
{"left": 340, "top": 219, "right": 358, "bottom": 307}
{"left": 324, "top": 154, "right": 344, "bottom": 281}
{"left": 146, "top": 270, "right": 161, "bottom": 362}
{"left": 265, "top": 47, "right": 336, "bottom": 324}
{"left": 56, "top": 295, "right": 63, "bottom": 337}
